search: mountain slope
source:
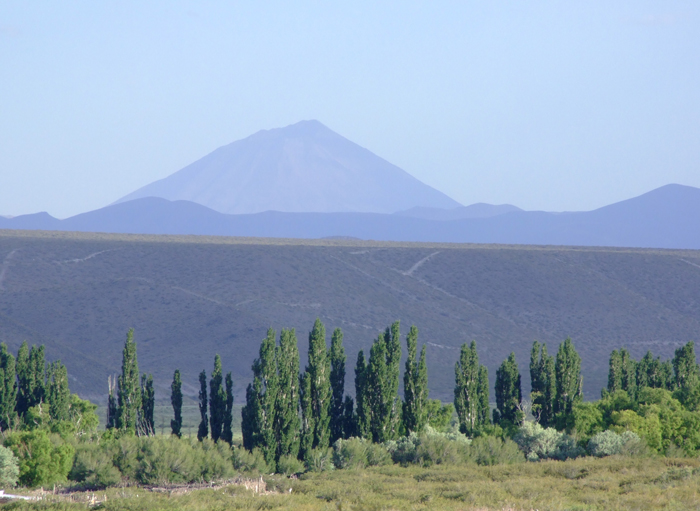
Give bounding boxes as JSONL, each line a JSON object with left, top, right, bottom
{"left": 114, "top": 120, "right": 462, "bottom": 214}
{"left": 1, "top": 230, "right": 699, "bottom": 403}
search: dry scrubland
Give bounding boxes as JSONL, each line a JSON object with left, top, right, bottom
{"left": 2, "top": 229, "right": 700, "bottom": 403}
{"left": 2, "top": 457, "right": 700, "bottom": 511}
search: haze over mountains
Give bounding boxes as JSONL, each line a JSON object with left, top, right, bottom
{"left": 115, "top": 120, "right": 461, "bottom": 214}
{"left": 2, "top": 120, "right": 699, "bottom": 249}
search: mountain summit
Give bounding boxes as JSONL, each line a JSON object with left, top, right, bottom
{"left": 115, "top": 120, "right": 462, "bottom": 214}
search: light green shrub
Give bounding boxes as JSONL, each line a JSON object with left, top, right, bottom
{"left": 333, "top": 438, "right": 369, "bottom": 469}
{"left": 231, "top": 446, "right": 270, "bottom": 474}
{"left": 69, "top": 442, "right": 122, "bottom": 489}
{"left": 469, "top": 436, "right": 525, "bottom": 465}
{"left": 514, "top": 421, "right": 582, "bottom": 461}
{"left": 276, "top": 454, "right": 304, "bottom": 475}
{"left": 304, "top": 448, "right": 334, "bottom": 472}
{"left": 0, "top": 445, "right": 19, "bottom": 488}
{"left": 588, "top": 430, "right": 643, "bottom": 457}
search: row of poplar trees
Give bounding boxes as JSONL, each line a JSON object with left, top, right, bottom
{"left": 451, "top": 339, "right": 585, "bottom": 434}
{"left": 241, "top": 319, "right": 431, "bottom": 466}
{"left": 0, "top": 341, "right": 72, "bottom": 430}
{"left": 106, "top": 329, "right": 155, "bottom": 435}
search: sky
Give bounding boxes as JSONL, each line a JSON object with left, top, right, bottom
{"left": 1, "top": 1, "right": 699, "bottom": 218}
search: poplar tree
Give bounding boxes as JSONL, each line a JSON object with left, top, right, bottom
{"left": 117, "top": 329, "right": 141, "bottom": 433}
{"left": 274, "top": 328, "right": 300, "bottom": 460}
{"left": 299, "top": 319, "right": 331, "bottom": 457}
{"left": 209, "top": 355, "right": 226, "bottom": 442}
{"left": 0, "top": 344, "right": 16, "bottom": 429}
{"left": 636, "top": 351, "right": 673, "bottom": 391}
{"left": 197, "top": 370, "right": 208, "bottom": 441}
{"left": 454, "top": 341, "right": 489, "bottom": 436}
{"left": 494, "top": 352, "right": 522, "bottom": 426}
{"left": 46, "top": 361, "right": 70, "bottom": 422}
{"left": 107, "top": 375, "right": 117, "bottom": 429}
{"left": 385, "top": 322, "right": 402, "bottom": 438}
{"left": 170, "top": 369, "right": 183, "bottom": 437}
{"left": 15, "top": 342, "right": 31, "bottom": 417}
{"left": 241, "top": 328, "right": 278, "bottom": 465}
{"left": 16, "top": 343, "right": 46, "bottom": 418}
{"left": 329, "top": 328, "right": 346, "bottom": 443}
{"left": 366, "top": 331, "right": 390, "bottom": 442}
{"left": 223, "top": 372, "right": 234, "bottom": 444}
{"left": 607, "top": 348, "right": 637, "bottom": 398}
{"left": 530, "top": 341, "right": 556, "bottom": 427}
{"left": 672, "top": 341, "right": 700, "bottom": 406}
{"left": 140, "top": 373, "right": 155, "bottom": 435}
{"left": 342, "top": 395, "right": 356, "bottom": 438}
{"left": 354, "top": 351, "right": 369, "bottom": 438}
{"left": 554, "top": 338, "right": 583, "bottom": 427}
{"left": 402, "top": 326, "right": 428, "bottom": 435}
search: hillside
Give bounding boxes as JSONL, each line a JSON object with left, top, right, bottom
{"left": 1, "top": 229, "right": 699, "bottom": 404}
{"left": 113, "top": 120, "right": 462, "bottom": 214}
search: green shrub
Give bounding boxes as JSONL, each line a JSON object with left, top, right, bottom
{"left": 588, "top": 430, "right": 643, "bottom": 457}
{"left": 415, "top": 434, "right": 471, "bottom": 466}
{"left": 276, "top": 454, "right": 304, "bottom": 475}
{"left": 0, "top": 445, "right": 19, "bottom": 488}
{"left": 69, "top": 441, "right": 122, "bottom": 489}
{"left": 194, "top": 439, "right": 234, "bottom": 482}
{"left": 468, "top": 436, "right": 524, "bottom": 465}
{"left": 386, "top": 434, "right": 419, "bottom": 465}
{"left": 333, "top": 438, "right": 370, "bottom": 469}
{"left": 4, "top": 430, "right": 75, "bottom": 487}
{"left": 514, "top": 421, "right": 582, "bottom": 461}
{"left": 365, "top": 442, "right": 391, "bottom": 467}
{"left": 304, "top": 448, "right": 334, "bottom": 472}
{"left": 231, "top": 446, "right": 270, "bottom": 474}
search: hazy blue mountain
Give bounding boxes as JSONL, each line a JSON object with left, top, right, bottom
{"left": 114, "top": 120, "right": 462, "bottom": 214}
{"left": 395, "top": 203, "right": 522, "bottom": 221}
{"left": 2, "top": 184, "right": 699, "bottom": 249}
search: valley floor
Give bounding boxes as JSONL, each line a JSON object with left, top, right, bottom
{"left": 3, "top": 456, "right": 700, "bottom": 511}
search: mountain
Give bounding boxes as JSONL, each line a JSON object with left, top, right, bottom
{"left": 395, "top": 203, "right": 522, "bottom": 221}
{"left": 114, "top": 120, "right": 462, "bottom": 214}
{"left": 2, "top": 184, "right": 699, "bottom": 250}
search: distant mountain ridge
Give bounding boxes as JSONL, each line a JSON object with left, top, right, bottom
{"left": 2, "top": 184, "right": 699, "bottom": 250}
{"left": 114, "top": 120, "right": 462, "bottom": 214}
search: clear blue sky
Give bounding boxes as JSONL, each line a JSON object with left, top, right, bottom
{"left": 1, "top": 1, "right": 699, "bottom": 218}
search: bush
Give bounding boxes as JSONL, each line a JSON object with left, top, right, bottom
{"left": 304, "top": 448, "right": 334, "bottom": 472}
{"left": 276, "top": 454, "right": 304, "bottom": 475}
{"left": 415, "top": 434, "right": 471, "bottom": 466}
{"left": 69, "top": 442, "right": 121, "bottom": 489}
{"left": 0, "top": 445, "right": 19, "bottom": 488}
{"left": 514, "top": 421, "right": 582, "bottom": 461}
{"left": 588, "top": 430, "right": 643, "bottom": 457}
{"left": 231, "top": 446, "right": 270, "bottom": 474}
{"left": 468, "top": 436, "right": 524, "bottom": 466}
{"left": 4, "top": 430, "right": 75, "bottom": 487}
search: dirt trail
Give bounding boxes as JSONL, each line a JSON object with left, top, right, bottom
{"left": 402, "top": 251, "right": 441, "bottom": 276}
{"left": 0, "top": 249, "right": 18, "bottom": 290}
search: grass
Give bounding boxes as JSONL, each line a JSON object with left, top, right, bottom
{"left": 3, "top": 456, "right": 700, "bottom": 510}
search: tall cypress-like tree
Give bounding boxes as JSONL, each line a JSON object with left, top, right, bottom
{"left": 197, "top": 370, "right": 208, "bottom": 441}
{"left": 140, "top": 373, "right": 155, "bottom": 435}
{"left": 454, "top": 341, "right": 489, "bottom": 435}
{"left": 107, "top": 375, "right": 117, "bottom": 429}
{"left": 117, "top": 329, "right": 141, "bottom": 433}
{"left": 636, "top": 351, "right": 673, "bottom": 391}
{"left": 494, "top": 352, "right": 522, "bottom": 426}
{"left": 607, "top": 349, "right": 623, "bottom": 394}
{"left": 403, "top": 326, "right": 428, "bottom": 435}
{"left": 607, "top": 348, "right": 637, "bottom": 398}
{"left": 15, "top": 342, "right": 30, "bottom": 417}
{"left": 354, "top": 350, "right": 369, "bottom": 439}
{"left": 46, "top": 361, "right": 70, "bottom": 422}
{"left": 0, "top": 344, "right": 16, "bottom": 430}
{"left": 171, "top": 369, "right": 183, "bottom": 437}
{"left": 342, "top": 395, "right": 355, "bottom": 439}
{"left": 299, "top": 319, "right": 331, "bottom": 458}
{"left": 672, "top": 341, "right": 700, "bottom": 406}
{"left": 274, "top": 328, "right": 300, "bottom": 460}
{"left": 329, "top": 328, "right": 346, "bottom": 443}
{"left": 16, "top": 343, "right": 46, "bottom": 418}
{"left": 385, "top": 322, "right": 402, "bottom": 439}
{"left": 241, "top": 328, "right": 278, "bottom": 465}
{"left": 209, "top": 355, "right": 226, "bottom": 442}
{"left": 555, "top": 338, "right": 583, "bottom": 427}
{"left": 530, "top": 342, "right": 556, "bottom": 427}
{"left": 223, "top": 372, "right": 234, "bottom": 444}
